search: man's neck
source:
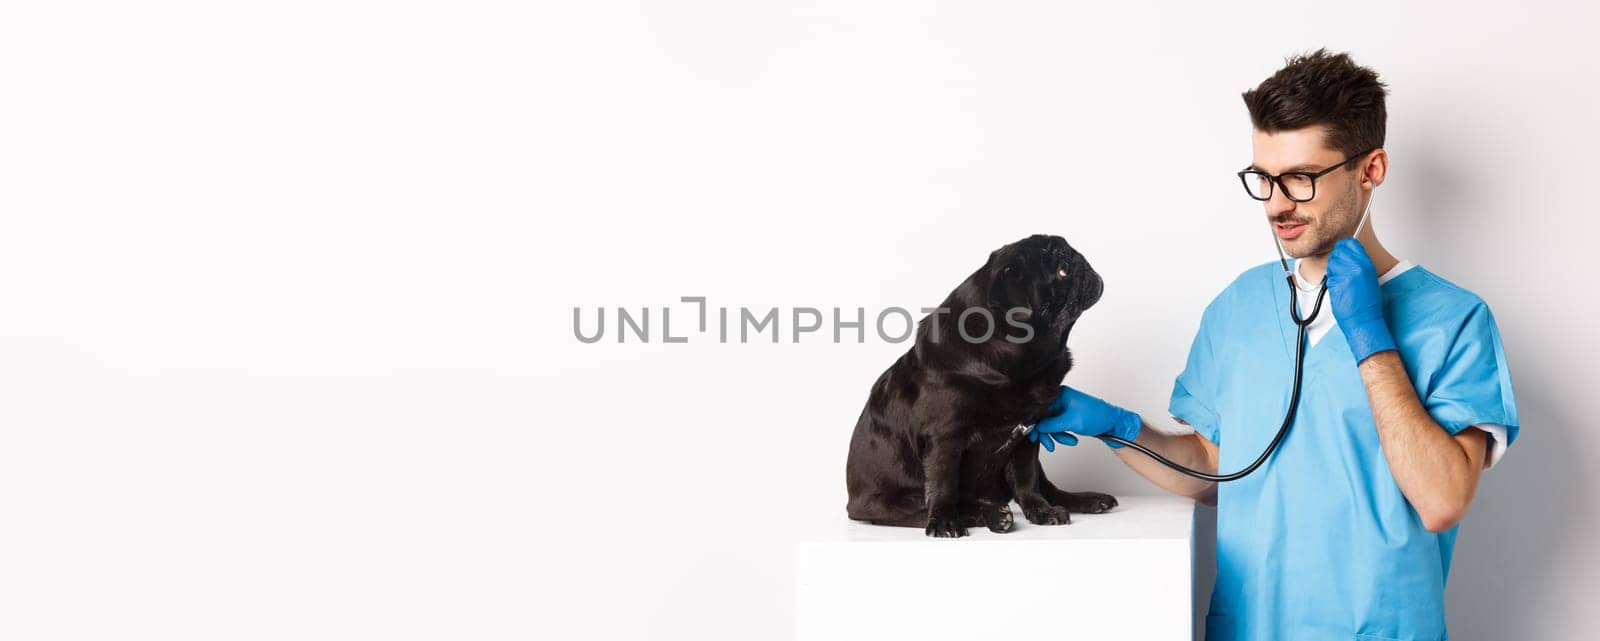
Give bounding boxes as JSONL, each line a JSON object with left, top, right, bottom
{"left": 1296, "top": 230, "right": 1399, "bottom": 283}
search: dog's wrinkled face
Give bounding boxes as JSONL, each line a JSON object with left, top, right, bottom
{"left": 985, "top": 234, "right": 1103, "bottom": 331}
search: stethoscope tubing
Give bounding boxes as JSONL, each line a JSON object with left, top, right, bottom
{"left": 1097, "top": 277, "right": 1325, "bottom": 481}
{"left": 1099, "top": 189, "right": 1373, "bottom": 482}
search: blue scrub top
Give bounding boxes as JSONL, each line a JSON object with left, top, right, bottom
{"left": 1170, "top": 261, "right": 1519, "bottom": 641}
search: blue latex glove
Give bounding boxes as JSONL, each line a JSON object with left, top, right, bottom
{"left": 1326, "top": 238, "right": 1397, "bottom": 363}
{"left": 1028, "top": 386, "right": 1143, "bottom": 451}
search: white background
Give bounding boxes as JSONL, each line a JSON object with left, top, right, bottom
{"left": 2, "top": 1, "right": 1597, "bottom": 639}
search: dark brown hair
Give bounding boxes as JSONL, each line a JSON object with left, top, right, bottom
{"left": 1243, "top": 49, "right": 1387, "bottom": 158}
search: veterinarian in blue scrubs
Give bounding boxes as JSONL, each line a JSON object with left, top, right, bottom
{"left": 1030, "top": 51, "right": 1518, "bottom": 641}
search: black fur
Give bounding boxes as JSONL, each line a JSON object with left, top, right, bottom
{"left": 845, "top": 234, "right": 1117, "bottom": 538}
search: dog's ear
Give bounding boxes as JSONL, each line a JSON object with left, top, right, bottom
{"left": 947, "top": 249, "right": 999, "bottom": 312}
{"left": 986, "top": 263, "right": 1023, "bottom": 312}
{"left": 977, "top": 249, "right": 1001, "bottom": 305}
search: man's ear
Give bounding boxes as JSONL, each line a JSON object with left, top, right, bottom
{"left": 1363, "top": 148, "right": 1388, "bottom": 189}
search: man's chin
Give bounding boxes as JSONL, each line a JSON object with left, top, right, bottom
{"left": 1283, "top": 236, "right": 1336, "bottom": 260}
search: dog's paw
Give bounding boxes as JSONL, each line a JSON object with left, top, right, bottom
{"left": 1058, "top": 491, "right": 1118, "bottom": 514}
{"left": 924, "top": 514, "right": 969, "bottom": 538}
{"left": 984, "top": 504, "right": 1015, "bottom": 533}
{"left": 1023, "top": 503, "right": 1072, "bottom": 526}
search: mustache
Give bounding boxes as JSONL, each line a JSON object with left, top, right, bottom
{"left": 1271, "top": 216, "right": 1311, "bottom": 225}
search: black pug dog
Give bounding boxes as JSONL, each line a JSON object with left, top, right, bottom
{"left": 846, "top": 234, "right": 1117, "bottom": 538}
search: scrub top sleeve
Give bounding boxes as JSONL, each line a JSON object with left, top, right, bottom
{"left": 1422, "top": 302, "right": 1520, "bottom": 448}
{"left": 1169, "top": 307, "right": 1222, "bottom": 444}
{"left": 1475, "top": 423, "right": 1511, "bottom": 470}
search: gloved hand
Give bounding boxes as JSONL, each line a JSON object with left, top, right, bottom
{"left": 1028, "top": 386, "right": 1143, "bottom": 451}
{"left": 1326, "top": 238, "right": 1397, "bottom": 363}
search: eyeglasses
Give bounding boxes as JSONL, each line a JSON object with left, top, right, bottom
{"left": 1237, "top": 148, "right": 1376, "bottom": 202}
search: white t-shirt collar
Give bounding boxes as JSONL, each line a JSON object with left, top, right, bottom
{"left": 1292, "top": 257, "right": 1417, "bottom": 290}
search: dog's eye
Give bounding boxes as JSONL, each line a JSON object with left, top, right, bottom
{"left": 1056, "top": 262, "right": 1069, "bottom": 278}
{"left": 1002, "top": 265, "right": 1017, "bottom": 278}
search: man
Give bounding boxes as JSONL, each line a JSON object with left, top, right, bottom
{"left": 1029, "top": 50, "right": 1519, "bottom": 641}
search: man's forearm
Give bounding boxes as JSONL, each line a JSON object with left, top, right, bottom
{"left": 1112, "top": 424, "right": 1218, "bottom": 503}
{"left": 1358, "top": 351, "right": 1485, "bottom": 531}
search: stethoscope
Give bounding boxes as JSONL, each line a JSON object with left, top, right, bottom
{"left": 1092, "top": 192, "right": 1376, "bottom": 482}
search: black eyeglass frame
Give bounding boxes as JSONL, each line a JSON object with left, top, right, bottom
{"left": 1237, "top": 148, "right": 1377, "bottom": 202}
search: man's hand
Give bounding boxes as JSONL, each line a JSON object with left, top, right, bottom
{"left": 1327, "top": 238, "right": 1399, "bottom": 363}
{"left": 1028, "top": 386, "right": 1143, "bottom": 451}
